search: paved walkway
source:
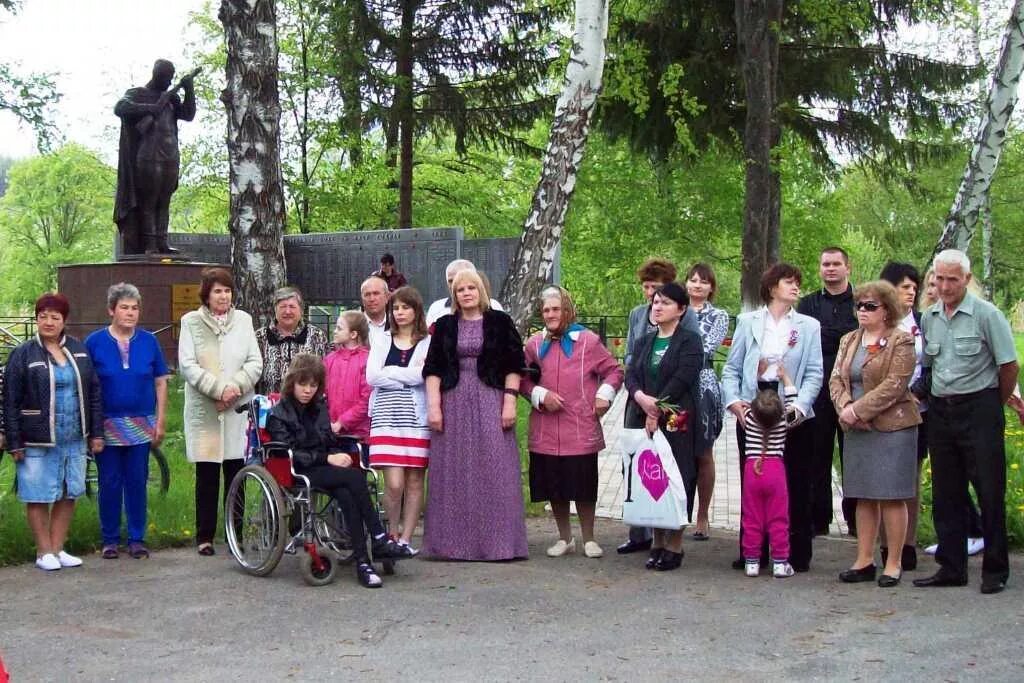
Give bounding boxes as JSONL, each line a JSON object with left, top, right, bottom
{"left": 596, "top": 390, "right": 848, "bottom": 534}
{"left": 2, "top": 518, "right": 1020, "bottom": 681}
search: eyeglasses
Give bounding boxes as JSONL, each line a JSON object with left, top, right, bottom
{"left": 855, "top": 301, "right": 881, "bottom": 312}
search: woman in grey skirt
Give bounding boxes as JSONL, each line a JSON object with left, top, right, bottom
{"left": 829, "top": 280, "right": 921, "bottom": 588}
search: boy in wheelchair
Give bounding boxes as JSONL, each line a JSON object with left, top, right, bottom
{"left": 267, "top": 354, "right": 412, "bottom": 588}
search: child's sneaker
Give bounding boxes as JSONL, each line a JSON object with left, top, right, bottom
{"left": 744, "top": 559, "right": 760, "bottom": 577}
{"left": 773, "top": 561, "right": 795, "bottom": 578}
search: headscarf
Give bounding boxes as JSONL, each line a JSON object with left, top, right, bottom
{"left": 538, "top": 286, "right": 586, "bottom": 359}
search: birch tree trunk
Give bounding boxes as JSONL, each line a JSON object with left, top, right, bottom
{"left": 220, "top": 0, "right": 288, "bottom": 323}
{"left": 981, "top": 196, "right": 994, "bottom": 298}
{"left": 935, "top": 0, "right": 1024, "bottom": 254}
{"left": 500, "top": 0, "right": 609, "bottom": 332}
{"left": 735, "top": 0, "right": 783, "bottom": 311}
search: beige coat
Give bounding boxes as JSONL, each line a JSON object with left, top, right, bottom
{"left": 829, "top": 328, "right": 921, "bottom": 433}
{"left": 179, "top": 306, "right": 263, "bottom": 463}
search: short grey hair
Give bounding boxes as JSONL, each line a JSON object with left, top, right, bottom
{"left": 106, "top": 282, "right": 141, "bottom": 309}
{"left": 272, "top": 286, "right": 304, "bottom": 308}
{"left": 445, "top": 259, "right": 476, "bottom": 280}
{"left": 360, "top": 276, "right": 389, "bottom": 294}
{"left": 934, "top": 249, "right": 971, "bottom": 275}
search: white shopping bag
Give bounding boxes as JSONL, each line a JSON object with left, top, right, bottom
{"left": 620, "top": 428, "right": 688, "bottom": 530}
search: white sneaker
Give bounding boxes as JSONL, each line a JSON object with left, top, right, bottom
{"left": 924, "top": 543, "right": 937, "bottom": 556}
{"left": 745, "top": 559, "right": 760, "bottom": 577}
{"left": 36, "top": 553, "right": 61, "bottom": 571}
{"left": 546, "top": 538, "right": 576, "bottom": 557}
{"left": 583, "top": 541, "right": 603, "bottom": 558}
{"left": 57, "top": 551, "right": 83, "bottom": 568}
{"left": 773, "top": 561, "right": 795, "bottom": 578}
{"left": 397, "top": 540, "right": 420, "bottom": 557}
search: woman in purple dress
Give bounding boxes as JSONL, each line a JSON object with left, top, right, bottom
{"left": 422, "top": 269, "right": 528, "bottom": 560}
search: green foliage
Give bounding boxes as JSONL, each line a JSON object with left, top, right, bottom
{"left": 0, "top": 145, "right": 115, "bottom": 306}
{"left": 599, "top": 0, "right": 980, "bottom": 175}
{"left": 0, "top": 377, "right": 196, "bottom": 566}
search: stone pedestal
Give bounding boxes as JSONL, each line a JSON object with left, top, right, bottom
{"left": 57, "top": 261, "right": 227, "bottom": 369}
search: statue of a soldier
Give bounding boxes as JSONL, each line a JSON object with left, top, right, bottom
{"left": 113, "top": 59, "right": 197, "bottom": 256}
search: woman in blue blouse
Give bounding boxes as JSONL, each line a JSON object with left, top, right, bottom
{"left": 86, "top": 283, "right": 170, "bottom": 559}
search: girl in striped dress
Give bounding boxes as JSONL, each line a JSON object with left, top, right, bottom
{"left": 366, "top": 286, "right": 431, "bottom": 554}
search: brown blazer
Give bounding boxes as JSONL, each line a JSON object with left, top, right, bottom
{"left": 829, "top": 328, "right": 921, "bottom": 433}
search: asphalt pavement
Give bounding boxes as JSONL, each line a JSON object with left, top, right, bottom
{"left": 1, "top": 518, "right": 1021, "bottom": 682}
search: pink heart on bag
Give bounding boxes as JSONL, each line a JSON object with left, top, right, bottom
{"left": 637, "top": 448, "right": 669, "bottom": 501}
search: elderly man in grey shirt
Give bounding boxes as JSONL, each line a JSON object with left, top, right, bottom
{"left": 913, "top": 249, "right": 1018, "bottom": 595}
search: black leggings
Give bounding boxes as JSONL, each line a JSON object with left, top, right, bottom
{"left": 302, "top": 465, "right": 384, "bottom": 560}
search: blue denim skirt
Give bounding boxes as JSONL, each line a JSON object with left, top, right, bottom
{"left": 17, "top": 439, "right": 87, "bottom": 503}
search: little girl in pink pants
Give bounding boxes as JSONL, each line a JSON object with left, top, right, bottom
{"left": 741, "top": 379, "right": 798, "bottom": 578}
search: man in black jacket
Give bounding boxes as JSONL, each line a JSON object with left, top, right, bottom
{"left": 797, "top": 247, "right": 858, "bottom": 536}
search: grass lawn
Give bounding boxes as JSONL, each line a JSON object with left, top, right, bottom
{"left": 0, "top": 377, "right": 197, "bottom": 566}
{"left": 0, "top": 378, "right": 547, "bottom": 566}
{"left": 911, "top": 332, "right": 1024, "bottom": 547}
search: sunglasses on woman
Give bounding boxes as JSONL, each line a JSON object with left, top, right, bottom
{"left": 855, "top": 301, "right": 881, "bottom": 312}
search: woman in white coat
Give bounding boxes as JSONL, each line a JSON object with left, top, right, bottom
{"left": 178, "top": 267, "right": 263, "bottom": 556}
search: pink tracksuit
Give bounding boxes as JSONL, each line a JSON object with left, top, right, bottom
{"left": 740, "top": 396, "right": 792, "bottom": 561}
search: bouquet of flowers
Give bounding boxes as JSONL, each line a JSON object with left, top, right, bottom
{"left": 655, "top": 398, "right": 689, "bottom": 433}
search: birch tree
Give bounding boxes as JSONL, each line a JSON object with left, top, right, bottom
{"left": 220, "top": 0, "right": 288, "bottom": 322}
{"left": 936, "top": 0, "right": 1024, "bottom": 255}
{"left": 500, "top": 0, "right": 609, "bottom": 332}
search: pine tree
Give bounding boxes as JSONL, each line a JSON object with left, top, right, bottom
{"left": 320, "top": 0, "right": 554, "bottom": 228}
{"left": 599, "top": 1, "right": 979, "bottom": 307}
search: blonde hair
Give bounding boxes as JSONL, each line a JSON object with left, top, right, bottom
{"left": 337, "top": 310, "right": 369, "bottom": 347}
{"left": 450, "top": 269, "right": 491, "bottom": 314}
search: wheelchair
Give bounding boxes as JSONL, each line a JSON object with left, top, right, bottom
{"left": 224, "top": 395, "right": 395, "bottom": 586}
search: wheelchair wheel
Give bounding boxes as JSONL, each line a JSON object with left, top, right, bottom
{"left": 299, "top": 548, "right": 338, "bottom": 587}
{"left": 84, "top": 456, "right": 98, "bottom": 499}
{"left": 225, "top": 465, "right": 288, "bottom": 576}
{"left": 311, "top": 492, "right": 357, "bottom": 565}
{"left": 148, "top": 445, "right": 170, "bottom": 497}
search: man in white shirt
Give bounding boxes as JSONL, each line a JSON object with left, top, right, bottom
{"left": 425, "top": 258, "right": 504, "bottom": 327}
{"left": 361, "top": 275, "right": 390, "bottom": 348}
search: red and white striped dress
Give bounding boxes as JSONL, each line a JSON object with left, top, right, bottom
{"left": 367, "top": 337, "right": 430, "bottom": 468}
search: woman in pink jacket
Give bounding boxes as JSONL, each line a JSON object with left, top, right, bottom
{"left": 522, "top": 286, "right": 624, "bottom": 559}
{"left": 324, "top": 311, "right": 372, "bottom": 441}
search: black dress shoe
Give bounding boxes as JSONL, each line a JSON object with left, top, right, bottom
{"left": 645, "top": 548, "right": 663, "bottom": 570}
{"left": 877, "top": 573, "right": 901, "bottom": 588}
{"left": 901, "top": 545, "right": 917, "bottom": 571}
{"left": 912, "top": 571, "right": 968, "bottom": 588}
{"left": 618, "top": 538, "right": 653, "bottom": 555}
{"left": 980, "top": 577, "right": 1007, "bottom": 594}
{"left": 654, "top": 549, "right": 684, "bottom": 571}
{"left": 839, "top": 564, "right": 877, "bottom": 583}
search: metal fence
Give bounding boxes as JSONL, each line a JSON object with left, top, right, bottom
{"left": 0, "top": 311, "right": 734, "bottom": 368}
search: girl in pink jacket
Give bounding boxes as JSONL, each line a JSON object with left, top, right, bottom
{"left": 521, "top": 286, "right": 624, "bottom": 559}
{"left": 324, "top": 311, "right": 372, "bottom": 441}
